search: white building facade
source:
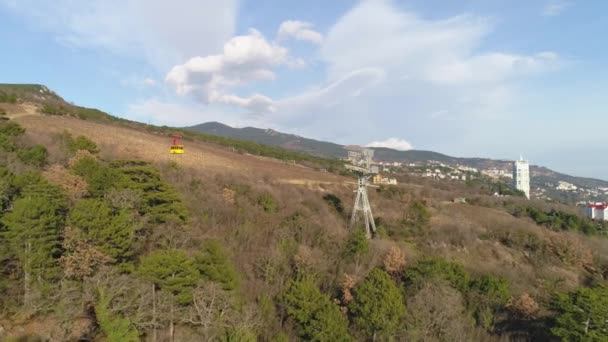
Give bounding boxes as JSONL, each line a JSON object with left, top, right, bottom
{"left": 513, "top": 157, "right": 530, "bottom": 199}
{"left": 586, "top": 203, "right": 608, "bottom": 221}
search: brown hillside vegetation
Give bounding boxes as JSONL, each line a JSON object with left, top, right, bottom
{"left": 13, "top": 111, "right": 345, "bottom": 187}
{"left": 0, "top": 101, "right": 607, "bottom": 341}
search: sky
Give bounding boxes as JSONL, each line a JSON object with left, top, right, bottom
{"left": 1, "top": 0, "right": 607, "bottom": 179}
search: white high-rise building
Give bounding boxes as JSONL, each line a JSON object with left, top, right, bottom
{"left": 513, "top": 156, "right": 530, "bottom": 199}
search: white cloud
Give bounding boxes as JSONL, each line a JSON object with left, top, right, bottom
{"left": 542, "top": 0, "right": 571, "bottom": 17}
{"left": 277, "top": 20, "right": 323, "bottom": 44}
{"left": 270, "top": 0, "right": 561, "bottom": 146}
{"left": 367, "top": 138, "right": 413, "bottom": 151}
{"left": 166, "top": 29, "right": 294, "bottom": 114}
{"left": 0, "top": 0, "right": 237, "bottom": 69}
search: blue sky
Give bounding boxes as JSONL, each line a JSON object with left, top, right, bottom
{"left": 1, "top": 0, "right": 607, "bottom": 179}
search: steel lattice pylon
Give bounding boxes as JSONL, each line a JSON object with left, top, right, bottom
{"left": 349, "top": 175, "right": 377, "bottom": 238}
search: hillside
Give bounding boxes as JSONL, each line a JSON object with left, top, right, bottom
{"left": 186, "top": 122, "right": 608, "bottom": 203}
{"left": 0, "top": 85, "right": 607, "bottom": 341}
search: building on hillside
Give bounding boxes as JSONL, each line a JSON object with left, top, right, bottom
{"left": 586, "top": 203, "right": 608, "bottom": 221}
{"left": 513, "top": 156, "right": 530, "bottom": 199}
{"left": 372, "top": 174, "right": 398, "bottom": 185}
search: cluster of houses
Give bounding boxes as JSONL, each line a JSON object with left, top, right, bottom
{"left": 372, "top": 174, "right": 398, "bottom": 185}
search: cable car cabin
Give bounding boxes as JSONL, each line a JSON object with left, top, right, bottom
{"left": 170, "top": 135, "right": 185, "bottom": 154}
{"left": 170, "top": 144, "right": 184, "bottom": 154}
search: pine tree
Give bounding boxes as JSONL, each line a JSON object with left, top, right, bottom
{"left": 111, "top": 161, "right": 188, "bottom": 223}
{"left": 1, "top": 190, "right": 66, "bottom": 307}
{"left": 68, "top": 198, "right": 136, "bottom": 262}
{"left": 282, "top": 277, "right": 352, "bottom": 342}
{"left": 349, "top": 268, "right": 406, "bottom": 340}
{"left": 551, "top": 286, "right": 608, "bottom": 341}
{"left": 194, "top": 241, "right": 239, "bottom": 291}
{"left": 139, "top": 250, "right": 199, "bottom": 342}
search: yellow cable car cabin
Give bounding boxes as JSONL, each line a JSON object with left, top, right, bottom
{"left": 170, "top": 135, "right": 185, "bottom": 154}
{"left": 170, "top": 144, "right": 184, "bottom": 154}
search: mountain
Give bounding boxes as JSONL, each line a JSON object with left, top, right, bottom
{"left": 186, "top": 122, "right": 608, "bottom": 202}
{"left": 2, "top": 83, "right": 608, "bottom": 341}
{"left": 186, "top": 122, "right": 346, "bottom": 158}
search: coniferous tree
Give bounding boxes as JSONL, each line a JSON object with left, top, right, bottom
{"left": 551, "top": 286, "right": 608, "bottom": 341}
{"left": 282, "top": 277, "right": 352, "bottom": 342}
{"left": 194, "top": 241, "right": 239, "bottom": 291}
{"left": 139, "top": 250, "right": 199, "bottom": 342}
{"left": 68, "top": 198, "right": 136, "bottom": 262}
{"left": 349, "top": 268, "right": 405, "bottom": 340}
{"left": 1, "top": 187, "right": 66, "bottom": 307}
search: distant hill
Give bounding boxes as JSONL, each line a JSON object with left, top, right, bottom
{"left": 186, "top": 121, "right": 608, "bottom": 201}
{"left": 186, "top": 122, "right": 346, "bottom": 158}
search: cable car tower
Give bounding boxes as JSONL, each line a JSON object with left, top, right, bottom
{"left": 345, "top": 149, "right": 379, "bottom": 239}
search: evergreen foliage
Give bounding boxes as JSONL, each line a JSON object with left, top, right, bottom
{"left": 404, "top": 258, "right": 470, "bottom": 292}
{"left": 0, "top": 91, "right": 18, "bottom": 103}
{"left": 349, "top": 268, "right": 405, "bottom": 339}
{"left": 112, "top": 160, "right": 188, "bottom": 223}
{"left": 139, "top": 249, "right": 199, "bottom": 305}
{"left": 95, "top": 289, "right": 140, "bottom": 342}
{"left": 514, "top": 206, "right": 601, "bottom": 235}
{"left": 71, "top": 157, "right": 122, "bottom": 196}
{"left": 343, "top": 229, "right": 369, "bottom": 260}
{"left": 1, "top": 186, "right": 66, "bottom": 281}
{"left": 282, "top": 277, "right": 352, "bottom": 342}
{"left": 41, "top": 104, "right": 67, "bottom": 116}
{"left": 61, "top": 132, "right": 99, "bottom": 154}
{"left": 0, "top": 121, "right": 25, "bottom": 137}
{"left": 68, "top": 198, "right": 135, "bottom": 261}
{"left": 0, "top": 167, "right": 17, "bottom": 210}
{"left": 194, "top": 241, "right": 239, "bottom": 291}
{"left": 402, "top": 200, "right": 431, "bottom": 232}
{"left": 0, "top": 121, "right": 25, "bottom": 152}
{"left": 550, "top": 286, "right": 608, "bottom": 341}
{"left": 323, "top": 193, "right": 344, "bottom": 214}
{"left": 467, "top": 275, "right": 511, "bottom": 329}
{"left": 17, "top": 145, "right": 48, "bottom": 167}
{"left": 258, "top": 192, "right": 278, "bottom": 213}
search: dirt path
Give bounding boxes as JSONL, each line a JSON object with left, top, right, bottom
{"left": 13, "top": 112, "right": 347, "bottom": 186}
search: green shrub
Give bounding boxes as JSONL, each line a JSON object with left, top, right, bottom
{"left": 258, "top": 192, "right": 278, "bottom": 213}
{"left": 40, "top": 103, "right": 67, "bottom": 115}
{"left": 17, "top": 145, "right": 48, "bottom": 167}
{"left": 95, "top": 289, "right": 139, "bottom": 342}
{"left": 0, "top": 121, "right": 25, "bottom": 137}
{"left": 467, "top": 275, "right": 511, "bottom": 329}
{"left": 61, "top": 131, "right": 99, "bottom": 154}
{"left": 401, "top": 200, "right": 431, "bottom": 235}
{"left": 0, "top": 91, "right": 17, "bottom": 104}
{"left": 516, "top": 206, "right": 601, "bottom": 235}
{"left": 343, "top": 229, "right": 369, "bottom": 260}
{"left": 404, "top": 258, "right": 470, "bottom": 292}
